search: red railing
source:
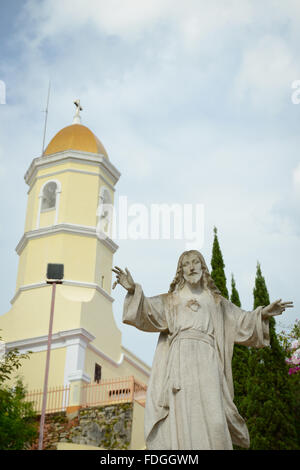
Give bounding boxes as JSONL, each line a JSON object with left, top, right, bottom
{"left": 25, "top": 376, "right": 147, "bottom": 414}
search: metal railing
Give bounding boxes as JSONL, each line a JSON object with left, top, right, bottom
{"left": 25, "top": 376, "right": 147, "bottom": 414}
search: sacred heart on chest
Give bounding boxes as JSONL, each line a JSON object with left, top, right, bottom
{"left": 186, "top": 298, "right": 201, "bottom": 312}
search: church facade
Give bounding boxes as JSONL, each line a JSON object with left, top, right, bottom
{"left": 0, "top": 110, "right": 150, "bottom": 416}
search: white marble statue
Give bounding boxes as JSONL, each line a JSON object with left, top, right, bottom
{"left": 112, "top": 250, "right": 293, "bottom": 450}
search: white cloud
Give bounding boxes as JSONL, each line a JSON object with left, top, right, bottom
{"left": 21, "top": 0, "right": 255, "bottom": 53}
{"left": 234, "top": 34, "right": 300, "bottom": 111}
{"left": 293, "top": 162, "right": 300, "bottom": 196}
{"left": 262, "top": 163, "right": 300, "bottom": 239}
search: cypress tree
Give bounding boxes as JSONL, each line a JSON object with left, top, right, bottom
{"left": 230, "top": 275, "right": 250, "bottom": 424}
{"left": 210, "top": 227, "right": 229, "bottom": 299}
{"left": 244, "top": 262, "right": 298, "bottom": 449}
{"left": 230, "top": 274, "right": 241, "bottom": 307}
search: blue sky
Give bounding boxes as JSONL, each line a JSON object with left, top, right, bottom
{"left": 0, "top": 0, "right": 300, "bottom": 366}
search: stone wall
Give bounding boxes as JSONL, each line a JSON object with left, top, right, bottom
{"left": 31, "top": 403, "right": 134, "bottom": 450}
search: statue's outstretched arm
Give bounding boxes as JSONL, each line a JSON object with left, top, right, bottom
{"left": 262, "top": 299, "right": 293, "bottom": 319}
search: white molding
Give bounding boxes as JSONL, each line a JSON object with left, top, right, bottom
{"left": 122, "top": 346, "right": 151, "bottom": 376}
{"left": 10, "top": 281, "right": 46, "bottom": 304}
{"left": 25, "top": 150, "right": 121, "bottom": 188}
{"left": 28, "top": 168, "right": 116, "bottom": 194}
{"left": 5, "top": 328, "right": 96, "bottom": 354}
{"left": 15, "top": 223, "right": 119, "bottom": 255}
{"left": 5, "top": 328, "right": 94, "bottom": 386}
{"left": 10, "top": 279, "right": 115, "bottom": 305}
{"left": 67, "top": 371, "right": 91, "bottom": 383}
{"left": 63, "top": 280, "right": 114, "bottom": 303}
{"left": 5, "top": 328, "right": 151, "bottom": 380}
{"left": 88, "top": 342, "right": 124, "bottom": 368}
{"left": 123, "top": 354, "right": 151, "bottom": 377}
{"left": 64, "top": 336, "right": 92, "bottom": 385}
{"left": 87, "top": 342, "right": 151, "bottom": 377}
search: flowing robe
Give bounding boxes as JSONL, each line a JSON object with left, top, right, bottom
{"left": 123, "top": 284, "right": 270, "bottom": 450}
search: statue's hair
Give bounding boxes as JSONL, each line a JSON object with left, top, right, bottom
{"left": 168, "top": 250, "right": 221, "bottom": 299}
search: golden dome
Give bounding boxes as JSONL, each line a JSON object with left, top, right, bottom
{"left": 44, "top": 124, "right": 108, "bottom": 158}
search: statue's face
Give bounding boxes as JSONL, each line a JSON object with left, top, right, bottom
{"left": 182, "top": 252, "right": 203, "bottom": 286}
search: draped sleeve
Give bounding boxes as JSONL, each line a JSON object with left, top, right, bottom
{"left": 123, "top": 283, "right": 169, "bottom": 333}
{"left": 222, "top": 298, "right": 270, "bottom": 348}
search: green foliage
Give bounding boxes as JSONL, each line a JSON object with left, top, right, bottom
{"left": 230, "top": 274, "right": 241, "bottom": 308}
{"left": 230, "top": 275, "right": 250, "bottom": 438}
{"left": 243, "top": 265, "right": 299, "bottom": 449}
{"left": 278, "top": 319, "right": 300, "bottom": 444}
{"left": 0, "top": 334, "right": 38, "bottom": 449}
{"left": 0, "top": 346, "right": 31, "bottom": 386}
{"left": 252, "top": 262, "right": 270, "bottom": 309}
{"left": 0, "top": 380, "right": 38, "bottom": 449}
{"left": 210, "top": 227, "right": 229, "bottom": 299}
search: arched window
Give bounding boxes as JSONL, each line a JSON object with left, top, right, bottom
{"left": 36, "top": 179, "right": 61, "bottom": 228}
{"left": 41, "top": 181, "right": 57, "bottom": 211}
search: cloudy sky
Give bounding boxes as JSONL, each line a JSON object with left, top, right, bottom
{"left": 1, "top": 0, "right": 300, "bottom": 366}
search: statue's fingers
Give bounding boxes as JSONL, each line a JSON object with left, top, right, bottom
{"left": 115, "top": 266, "right": 125, "bottom": 274}
{"left": 270, "top": 299, "right": 282, "bottom": 307}
{"left": 112, "top": 281, "right": 118, "bottom": 289}
{"left": 112, "top": 267, "right": 123, "bottom": 274}
{"left": 280, "top": 301, "right": 293, "bottom": 308}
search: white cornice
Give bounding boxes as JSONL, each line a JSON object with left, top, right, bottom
{"left": 87, "top": 342, "right": 150, "bottom": 377}
{"left": 25, "top": 150, "right": 121, "bottom": 188}
{"left": 124, "top": 355, "right": 151, "bottom": 377}
{"left": 122, "top": 346, "right": 151, "bottom": 376}
{"left": 10, "top": 279, "right": 114, "bottom": 305}
{"left": 28, "top": 168, "right": 116, "bottom": 195}
{"left": 88, "top": 342, "right": 124, "bottom": 368}
{"left": 5, "top": 328, "right": 96, "bottom": 353}
{"left": 5, "top": 328, "right": 151, "bottom": 379}
{"left": 15, "top": 223, "right": 119, "bottom": 255}
{"left": 67, "top": 371, "right": 91, "bottom": 383}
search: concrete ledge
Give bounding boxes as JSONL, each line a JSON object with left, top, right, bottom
{"left": 56, "top": 442, "right": 104, "bottom": 450}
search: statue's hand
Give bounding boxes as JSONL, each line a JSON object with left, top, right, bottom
{"left": 112, "top": 266, "right": 135, "bottom": 294}
{"left": 262, "top": 299, "right": 293, "bottom": 319}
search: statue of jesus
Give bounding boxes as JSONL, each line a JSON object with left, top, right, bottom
{"left": 112, "top": 250, "right": 293, "bottom": 450}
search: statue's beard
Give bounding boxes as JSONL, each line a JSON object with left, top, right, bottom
{"left": 184, "top": 272, "right": 202, "bottom": 285}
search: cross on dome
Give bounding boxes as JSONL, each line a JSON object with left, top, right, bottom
{"left": 73, "top": 99, "right": 83, "bottom": 124}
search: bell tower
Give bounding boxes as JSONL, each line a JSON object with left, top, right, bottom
{"left": 0, "top": 105, "right": 150, "bottom": 391}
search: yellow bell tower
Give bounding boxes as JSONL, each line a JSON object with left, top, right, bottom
{"left": 0, "top": 106, "right": 150, "bottom": 393}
